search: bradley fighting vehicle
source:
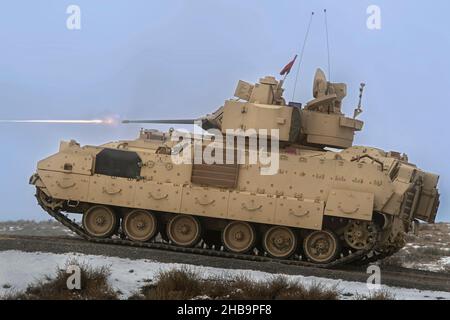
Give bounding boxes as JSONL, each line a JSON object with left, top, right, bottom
{"left": 30, "top": 69, "right": 440, "bottom": 266}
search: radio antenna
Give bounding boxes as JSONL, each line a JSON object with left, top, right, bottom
{"left": 353, "top": 83, "right": 366, "bottom": 119}
{"left": 324, "top": 9, "right": 331, "bottom": 81}
{"left": 291, "top": 11, "right": 314, "bottom": 102}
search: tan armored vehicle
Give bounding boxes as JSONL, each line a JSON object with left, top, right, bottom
{"left": 30, "top": 69, "right": 440, "bottom": 266}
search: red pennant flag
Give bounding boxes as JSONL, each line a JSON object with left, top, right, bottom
{"left": 280, "top": 55, "right": 298, "bottom": 76}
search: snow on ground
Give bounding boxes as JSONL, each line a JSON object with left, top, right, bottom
{"left": 404, "top": 257, "right": 450, "bottom": 272}
{"left": 0, "top": 250, "right": 449, "bottom": 300}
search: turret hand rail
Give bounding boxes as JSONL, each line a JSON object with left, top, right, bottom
{"left": 350, "top": 154, "right": 384, "bottom": 171}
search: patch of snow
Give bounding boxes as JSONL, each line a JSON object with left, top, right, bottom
{"left": 405, "top": 262, "right": 442, "bottom": 273}
{"left": 192, "top": 295, "right": 212, "bottom": 300}
{"left": 7, "top": 226, "right": 24, "bottom": 232}
{"left": 403, "top": 256, "right": 450, "bottom": 272}
{"left": 0, "top": 250, "right": 449, "bottom": 300}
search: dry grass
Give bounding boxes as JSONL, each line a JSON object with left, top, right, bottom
{"left": 131, "top": 268, "right": 340, "bottom": 300}
{"left": 355, "top": 290, "right": 396, "bottom": 300}
{"left": 2, "top": 259, "right": 118, "bottom": 300}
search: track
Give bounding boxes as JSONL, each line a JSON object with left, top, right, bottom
{"left": 0, "top": 233, "right": 449, "bottom": 293}
{"left": 36, "top": 191, "right": 390, "bottom": 270}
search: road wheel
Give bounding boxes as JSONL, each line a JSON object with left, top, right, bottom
{"left": 122, "top": 210, "right": 157, "bottom": 242}
{"left": 166, "top": 215, "right": 201, "bottom": 247}
{"left": 82, "top": 205, "right": 118, "bottom": 238}
{"left": 303, "top": 230, "right": 340, "bottom": 264}
{"left": 263, "top": 226, "right": 297, "bottom": 259}
{"left": 222, "top": 221, "right": 256, "bottom": 254}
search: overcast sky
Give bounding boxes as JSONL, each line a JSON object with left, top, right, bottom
{"left": 0, "top": 0, "right": 448, "bottom": 221}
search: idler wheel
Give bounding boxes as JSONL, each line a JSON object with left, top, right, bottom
{"left": 123, "top": 210, "right": 157, "bottom": 242}
{"left": 82, "top": 205, "right": 118, "bottom": 238}
{"left": 166, "top": 215, "right": 201, "bottom": 247}
{"left": 343, "top": 220, "right": 378, "bottom": 250}
{"left": 303, "top": 230, "right": 340, "bottom": 264}
{"left": 263, "top": 226, "right": 297, "bottom": 259}
{"left": 222, "top": 221, "right": 256, "bottom": 254}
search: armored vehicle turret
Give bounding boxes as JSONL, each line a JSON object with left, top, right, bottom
{"left": 31, "top": 68, "right": 440, "bottom": 266}
{"left": 124, "top": 69, "right": 363, "bottom": 149}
